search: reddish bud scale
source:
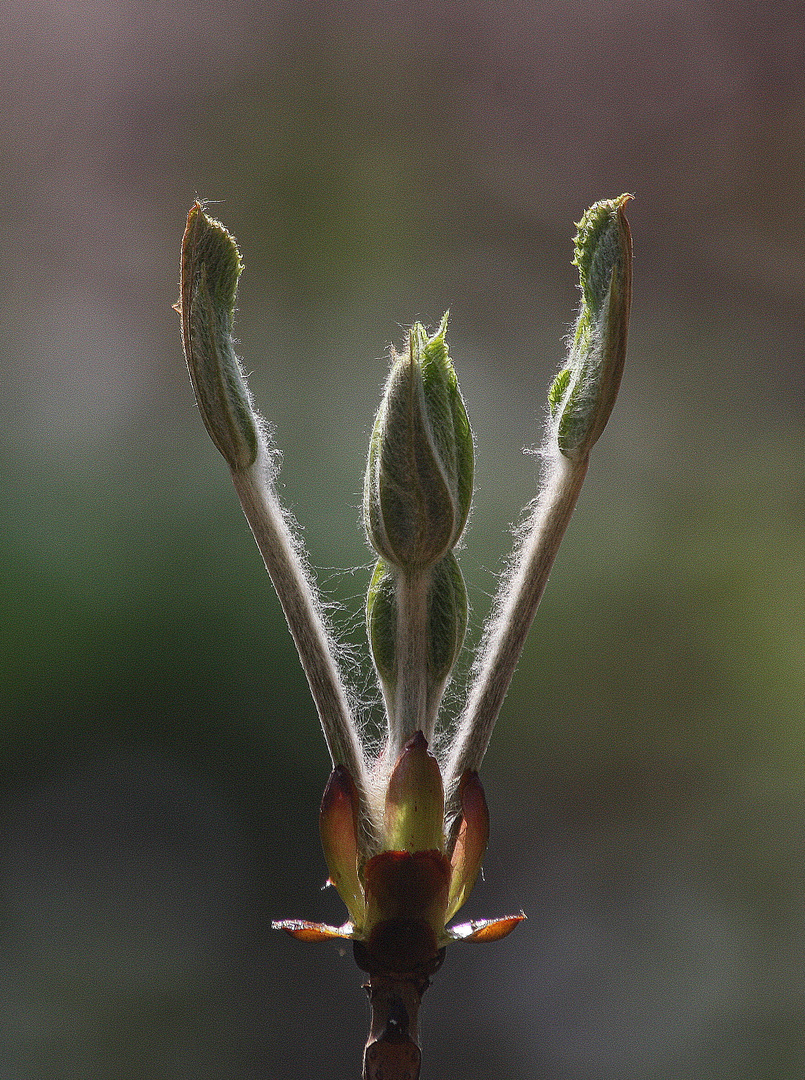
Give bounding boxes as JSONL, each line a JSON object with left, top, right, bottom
{"left": 362, "top": 848, "right": 451, "bottom": 972}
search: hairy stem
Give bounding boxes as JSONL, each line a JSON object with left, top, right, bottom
{"left": 443, "top": 452, "right": 589, "bottom": 809}
{"left": 231, "top": 461, "right": 375, "bottom": 835}
{"left": 390, "top": 570, "right": 432, "bottom": 759}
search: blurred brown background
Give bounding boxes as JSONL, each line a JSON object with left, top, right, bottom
{"left": 1, "top": 1, "right": 804, "bottom": 1078}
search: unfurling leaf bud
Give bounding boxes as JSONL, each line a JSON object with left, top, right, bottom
{"left": 366, "top": 553, "right": 468, "bottom": 720}
{"left": 364, "top": 313, "right": 474, "bottom": 571}
{"left": 550, "top": 194, "right": 633, "bottom": 461}
{"left": 178, "top": 202, "right": 259, "bottom": 472}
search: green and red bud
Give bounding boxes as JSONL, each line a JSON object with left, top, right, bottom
{"left": 277, "top": 733, "right": 521, "bottom": 955}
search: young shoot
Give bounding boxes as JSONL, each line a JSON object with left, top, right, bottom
{"left": 177, "top": 194, "right": 633, "bottom": 1080}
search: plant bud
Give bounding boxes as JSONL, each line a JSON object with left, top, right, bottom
{"left": 549, "top": 194, "right": 632, "bottom": 461}
{"left": 383, "top": 732, "right": 445, "bottom": 853}
{"left": 364, "top": 313, "right": 474, "bottom": 570}
{"left": 178, "top": 202, "right": 259, "bottom": 472}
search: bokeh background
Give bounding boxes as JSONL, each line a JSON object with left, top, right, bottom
{"left": 1, "top": 2, "right": 804, "bottom": 1078}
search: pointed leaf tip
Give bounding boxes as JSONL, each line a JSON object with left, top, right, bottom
{"left": 384, "top": 733, "right": 445, "bottom": 854}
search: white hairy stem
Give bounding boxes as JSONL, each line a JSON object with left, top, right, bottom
{"left": 231, "top": 458, "right": 375, "bottom": 834}
{"left": 390, "top": 569, "right": 433, "bottom": 762}
{"left": 444, "top": 452, "right": 589, "bottom": 804}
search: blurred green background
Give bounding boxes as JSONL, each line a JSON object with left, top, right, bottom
{"left": 1, "top": 2, "right": 804, "bottom": 1078}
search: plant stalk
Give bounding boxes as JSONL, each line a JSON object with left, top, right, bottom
{"left": 390, "top": 570, "right": 432, "bottom": 759}
{"left": 231, "top": 463, "right": 374, "bottom": 837}
{"left": 356, "top": 942, "right": 445, "bottom": 1080}
{"left": 444, "top": 452, "right": 589, "bottom": 810}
